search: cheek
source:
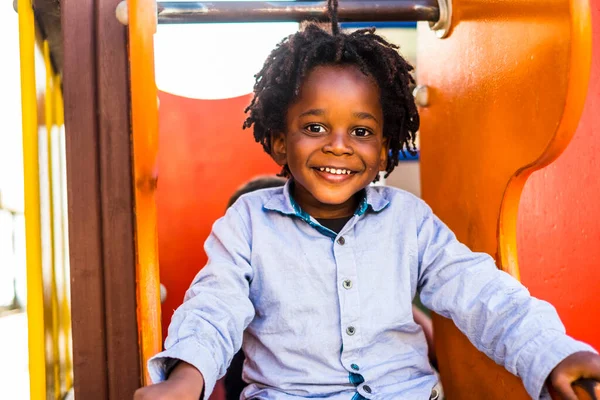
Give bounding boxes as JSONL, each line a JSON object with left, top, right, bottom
{"left": 360, "top": 144, "right": 386, "bottom": 176}
{"left": 360, "top": 142, "right": 385, "bottom": 162}
{"left": 286, "top": 135, "right": 316, "bottom": 164}
{"left": 285, "top": 142, "right": 302, "bottom": 164}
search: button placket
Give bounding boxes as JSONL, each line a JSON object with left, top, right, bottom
{"left": 335, "top": 229, "right": 361, "bottom": 368}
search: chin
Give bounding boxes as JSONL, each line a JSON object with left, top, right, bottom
{"left": 313, "top": 191, "right": 355, "bottom": 206}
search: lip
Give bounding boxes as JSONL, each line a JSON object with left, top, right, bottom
{"left": 312, "top": 167, "right": 356, "bottom": 183}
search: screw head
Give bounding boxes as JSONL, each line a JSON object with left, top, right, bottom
{"left": 413, "top": 85, "right": 430, "bottom": 108}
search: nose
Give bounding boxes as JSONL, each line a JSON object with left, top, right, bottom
{"left": 323, "top": 130, "right": 353, "bottom": 156}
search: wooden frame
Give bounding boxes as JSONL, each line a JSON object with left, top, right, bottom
{"left": 62, "top": 0, "right": 141, "bottom": 397}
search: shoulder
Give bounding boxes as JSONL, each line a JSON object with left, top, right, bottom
{"left": 211, "top": 187, "right": 284, "bottom": 239}
{"left": 231, "top": 186, "right": 283, "bottom": 208}
{"left": 228, "top": 186, "right": 284, "bottom": 219}
{"left": 370, "top": 185, "right": 430, "bottom": 214}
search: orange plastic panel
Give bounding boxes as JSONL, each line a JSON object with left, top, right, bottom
{"left": 156, "top": 92, "right": 279, "bottom": 341}
{"left": 128, "top": 0, "right": 163, "bottom": 385}
{"left": 416, "top": 0, "right": 592, "bottom": 398}
{"left": 517, "top": 2, "right": 600, "bottom": 351}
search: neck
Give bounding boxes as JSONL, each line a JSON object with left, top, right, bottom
{"left": 291, "top": 181, "right": 362, "bottom": 219}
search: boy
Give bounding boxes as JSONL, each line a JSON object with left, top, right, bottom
{"left": 135, "top": 2, "right": 600, "bottom": 399}
{"left": 222, "top": 176, "right": 438, "bottom": 400}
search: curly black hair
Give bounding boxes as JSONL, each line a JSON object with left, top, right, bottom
{"left": 243, "top": 0, "right": 419, "bottom": 179}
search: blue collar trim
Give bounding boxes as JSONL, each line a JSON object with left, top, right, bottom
{"left": 263, "top": 180, "right": 390, "bottom": 239}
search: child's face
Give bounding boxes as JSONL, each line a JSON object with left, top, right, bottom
{"left": 272, "top": 64, "right": 387, "bottom": 218}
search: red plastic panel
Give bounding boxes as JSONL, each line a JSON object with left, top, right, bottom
{"left": 518, "top": 3, "right": 600, "bottom": 351}
{"left": 156, "top": 91, "right": 279, "bottom": 341}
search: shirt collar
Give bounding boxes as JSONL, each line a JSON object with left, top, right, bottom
{"left": 263, "top": 179, "right": 390, "bottom": 218}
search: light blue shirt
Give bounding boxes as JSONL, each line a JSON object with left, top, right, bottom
{"left": 148, "top": 181, "right": 595, "bottom": 400}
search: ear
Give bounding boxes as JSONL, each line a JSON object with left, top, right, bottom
{"left": 379, "top": 138, "right": 389, "bottom": 171}
{"left": 271, "top": 132, "right": 288, "bottom": 167}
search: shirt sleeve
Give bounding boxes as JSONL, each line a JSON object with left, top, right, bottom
{"left": 415, "top": 201, "right": 597, "bottom": 399}
{"left": 147, "top": 206, "right": 255, "bottom": 397}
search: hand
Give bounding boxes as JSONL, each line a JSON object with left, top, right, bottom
{"left": 134, "top": 379, "right": 199, "bottom": 400}
{"left": 134, "top": 362, "right": 205, "bottom": 400}
{"left": 548, "top": 351, "right": 600, "bottom": 400}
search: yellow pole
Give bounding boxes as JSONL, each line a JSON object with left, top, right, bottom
{"left": 42, "top": 40, "right": 61, "bottom": 400}
{"left": 18, "top": 0, "right": 47, "bottom": 399}
{"left": 53, "top": 77, "right": 64, "bottom": 126}
{"left": 53, "top": 74, "right": 73, "bottom": 392}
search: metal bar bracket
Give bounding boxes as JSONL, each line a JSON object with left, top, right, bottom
{"left": 429, "top": 0, "right": 452, "bottom": 38}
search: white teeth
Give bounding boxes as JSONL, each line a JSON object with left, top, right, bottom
{"left": 317, "top": 167, "right": 353, "bottom": 175}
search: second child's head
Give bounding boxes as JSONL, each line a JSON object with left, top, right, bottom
{"left": 243, "top": 0, "right": 419, "bottom": 217}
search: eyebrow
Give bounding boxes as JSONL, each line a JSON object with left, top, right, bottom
{"left": 298, "top": 109, "right": 380, "bottom": 125}
{"left": 353, "top": 111, "right": 380, "bottom": 125}
{"left": 298, "top": 109, "right": 325, "bottom": 118}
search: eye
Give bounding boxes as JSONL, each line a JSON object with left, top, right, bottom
{"left": 352, "top": 128, "right": 373, "bottom": 137}
{"left": 305, "top": 124, "right": 326, "bottom": 134}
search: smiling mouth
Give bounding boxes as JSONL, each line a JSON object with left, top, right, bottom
{"left": 312, "top": 166, "right": 358, "bottom": 183}
{"left": 314, "top": 167, "right": 355, "bottom": 175}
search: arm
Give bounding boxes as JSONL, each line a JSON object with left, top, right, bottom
{"left": 414, "top": 201, "right": 597, "bottom": 399}
{"left": 144, "top": 206, "right": 256, "bottom": 398}
{"left": 134, "top": 361, "right": 205, "bottom": 400}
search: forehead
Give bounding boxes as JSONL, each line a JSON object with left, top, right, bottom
{"left": 294, "top": 64, "right": 382, "bottom": 109}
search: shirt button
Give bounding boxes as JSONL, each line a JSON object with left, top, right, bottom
{"left": 342, "top": 279, "right": 352, "bottom": 289}
{"left": 346, "top": 326, "right": 356, "bottom": 336}
{"left": 351, "top": 363, "right": 359, "bottom": 371}
{"left": 337, "top": 236, "right": 345, "bottom": 245}
{"left": 363, "top": 385, "right": 372, "bottom": 394}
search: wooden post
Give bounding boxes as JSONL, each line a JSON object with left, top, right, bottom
{"left": 62, "top": 0, "right": 142, "bottom": 397}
